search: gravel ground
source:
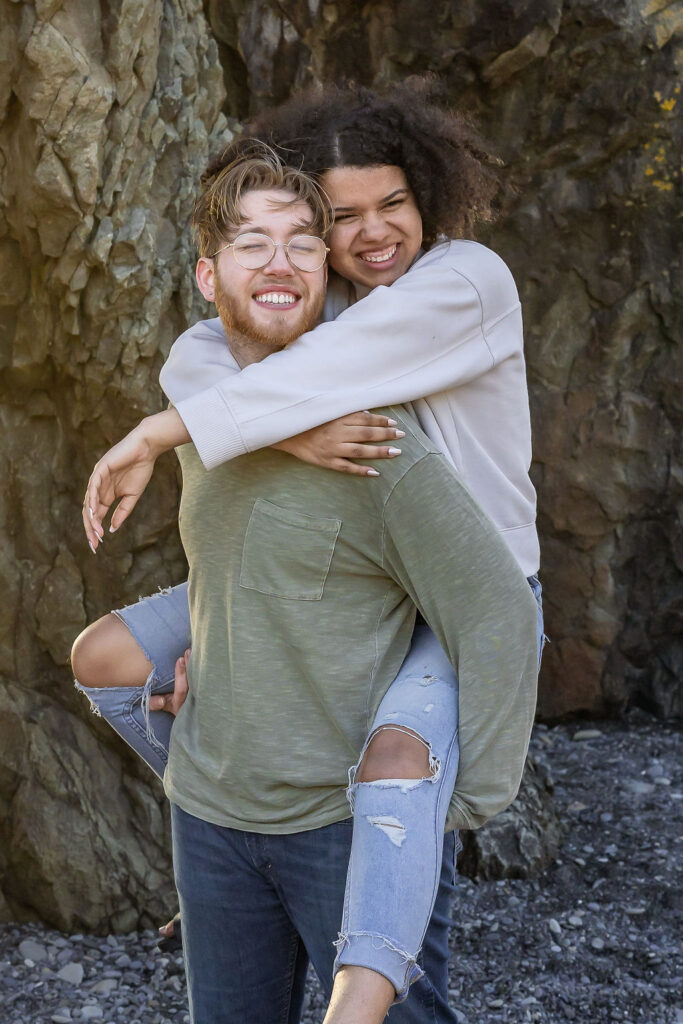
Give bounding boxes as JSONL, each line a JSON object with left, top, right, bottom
{"left": 1, "top": 710, "right": 680, "bottom": 1024}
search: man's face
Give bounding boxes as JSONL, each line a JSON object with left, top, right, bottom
{"left": 322, "top": 165, "right": 423, "bottom": 291}
{"left": 197, "top": 189, "right": 327, "bottom": 351}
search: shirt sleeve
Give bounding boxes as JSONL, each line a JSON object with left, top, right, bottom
{"left": 380, "top": 454, "right": 539, "bottom": 831}
{"left": 165, "top": 244, "right": 521, "bottom": 469}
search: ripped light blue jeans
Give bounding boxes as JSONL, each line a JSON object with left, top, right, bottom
{"left": 75, "top": 577, "right": 544, "bottom": 1000}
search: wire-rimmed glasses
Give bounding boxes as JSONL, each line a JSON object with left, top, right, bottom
{"left": 211, "top": 232, "right": 329, "bottom": 272}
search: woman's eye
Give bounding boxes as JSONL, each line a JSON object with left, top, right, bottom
{"left": 382, "top": 199, "right": 404, "bottom": 210}
{"left": 334, "top": 213, "right": 356, "bottom": 223}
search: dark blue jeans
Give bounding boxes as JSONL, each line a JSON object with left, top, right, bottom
{"left": 171, "top": 803, "right": 459, "bottom": 1024}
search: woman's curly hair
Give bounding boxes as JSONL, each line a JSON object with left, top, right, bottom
{"left": 204, "top": 78, "right": 502, "bottom": 246}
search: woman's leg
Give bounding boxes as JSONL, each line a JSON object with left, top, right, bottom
{"left": 330, "top": 621, "right": 460, "bottom": 1018}
{"left": 326, "top": 578, "right": 545, "bottom": 1024}
{"left": 71, "top": 582, "right": 191, "bottom": 779}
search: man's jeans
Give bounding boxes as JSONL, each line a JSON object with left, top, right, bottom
{"left": 171, "top": 803, "right": 459, "bottom": 1024}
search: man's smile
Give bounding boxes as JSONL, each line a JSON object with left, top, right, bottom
{"left": 252, "top": 288, "right": 302, "bottom": 309}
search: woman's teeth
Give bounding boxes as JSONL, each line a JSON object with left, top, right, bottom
{"left": 255, "top": 293, "right": 297, "bottom": 304}
{"left": 360, "top": 245, "right": 397, "bottom": 264}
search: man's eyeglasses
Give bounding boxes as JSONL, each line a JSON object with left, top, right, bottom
{"left": 211, "top": 233, "right": 329, "bottom": 272}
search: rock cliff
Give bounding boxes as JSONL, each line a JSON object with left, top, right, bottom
{"left": 0, "top": 0, "right": 230, "bottom": 929}
{"left": 205, "top": 0, "right": 682, "bottom": 720}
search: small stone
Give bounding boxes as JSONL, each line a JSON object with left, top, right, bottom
{"left": 114, "top": 953, "right": 131, "bottom": 968}
{"left": 550, "top": 943, "right": 562, "bottom": 953}
{"left": 81, "top": 1006, "right": 104, "bottom": 1021}
{"left": 573, "top": 729, "right": 602, "bottom": 740}
{"left": 548, "top": 918, "right": 562, "bottom": 936}
{"left": 625, "top": 780, "right": 655, "bottom": 796}
{"left": 568, "top": 916, "right": 583, "bottom": 927}
{"left": 487, "top": 998, "right": 504, "bottom": 1008}
{"left": 57, "top": 961, "right": 84, "bottom": 985}
{"left": 51, "top": 1014, "right": 72, "bottom": 1024}
{"left": 653, "top": 776, "right": 671, "bottom": 785}
{"left": 567, "top": 801, "right": 588, "bottom": 812}
{"left": 19, "top": 939, "right": 48, "bottom": 962}
{"left": 90, "top": 977, "right": 118, "bottom": 994}
{"left": 624, "top": 905, "right": 646, "bottom": 915}
{"left": 591, "top": 938, "right": 605, "bottom": 950}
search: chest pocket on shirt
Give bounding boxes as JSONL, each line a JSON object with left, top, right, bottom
{"left": 240, "top": 498, "right": 342, "bottom": 601}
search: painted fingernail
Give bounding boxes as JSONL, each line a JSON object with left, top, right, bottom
{"left": 367, "top": 469, "right": 380, "bottom": 477}
{"left": 387, "top": 419, "right": 397, "bottom": 426}
{"left": 88, "top": 541, "right": 97, "bottom": 555}
{"left": 387, "top": 447, "right": 402, "bottom": 456}
{"left": 394, "top": 430, "right": 405, "bottom": 438}
{"left": 88, "top": 507, "right": 94, "bottom": 520}
{"left": 109, "top": 524, "right": 118, "bottom": 534}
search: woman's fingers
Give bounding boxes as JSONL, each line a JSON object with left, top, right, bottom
{"left": 342, "top": 444, "right": 402, "bottom": 461}
{"left": 344, "top": 425, "right": 405, "bottom": 442}
{"left": 343, "top": 412, "right": 398, "bottom": 428}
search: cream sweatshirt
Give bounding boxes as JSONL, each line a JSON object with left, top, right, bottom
{"left": 160, "top": 240, "right": 540, "bottom": 576}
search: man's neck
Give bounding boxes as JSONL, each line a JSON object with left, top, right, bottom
{"left": 224, "top": 328, "right": 283, "bottom": 369}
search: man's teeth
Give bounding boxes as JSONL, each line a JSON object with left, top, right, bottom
{"left": 361, "top": 245, "right": 397, "bottom": 264}
{"left": 255, "top": 293, "right": 297, "bottom": 304}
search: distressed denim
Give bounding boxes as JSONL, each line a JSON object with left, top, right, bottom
{"left": 171, "top": 803, "right": 459, "bottom": 1024}
{"left": 75, "top": 576, "right": 544, "bottom": 1000}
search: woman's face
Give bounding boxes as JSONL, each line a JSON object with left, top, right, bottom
{"left": 322, "top": 165, "right": 423, "bottom": 290}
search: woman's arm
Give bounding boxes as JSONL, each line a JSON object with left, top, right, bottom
{"left": 161, "top": 242, "right": 521, "bottom": 469}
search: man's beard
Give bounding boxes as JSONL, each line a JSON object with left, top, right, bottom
{"left": 214, "top": 276, "right": 325, "bottom": 351}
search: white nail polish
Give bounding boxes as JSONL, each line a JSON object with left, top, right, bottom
{"left": 367, "top": 469, "right": 380, "bottom": 477}
{"left": 89, "top": 541, "right": 97, "bottom": 555}
{"left": 387, "top": 447, "right": 402, "bottom": 456}
{"left": 387, "top": 419, "right": 397, "bottom": 426}
{"left": 109, "top": 524, "right": 118, "bottom": 534}
{"left": 88, "top": 507, "right": 94, "bottom": 519}
{"left": 395, "top": 430, "right": 405, "bottom": 438}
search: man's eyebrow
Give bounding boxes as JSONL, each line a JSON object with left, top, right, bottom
{"left": 334, "top": 188, "right": 409, "bottom": 213}
{"left": 238, "top": 221, "right": 315, "bottom": 234}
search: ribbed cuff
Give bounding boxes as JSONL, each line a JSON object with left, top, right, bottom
{"left": 175, "top": 388, "right": 247, "bottom": 469}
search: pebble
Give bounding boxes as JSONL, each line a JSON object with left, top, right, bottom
{"left": 81, "top": 1006, "right": 103, "bottom": 1020}
{"left": 591, "top": 938, "right": 606, "bottom": 950}
{"left": 548, "top": 918, "right": 562, "bottom": 936}
{"left": 19, "top": 939, "right": 47, "bottom": 962}
{"left": 568, "top": 916, "right": 583, "bottom": 927}
{"left": 625, "top": 780, "right": 655, "bottom": 795}
{"left": 57, "top": 962, "right": 84, "bottom": 985}
{"left": 573, "top": 729, "right": 602, "bottom": 740}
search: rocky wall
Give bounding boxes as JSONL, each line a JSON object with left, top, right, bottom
{"left": 205, "top": 0, "right": 682, "bottom": 720}
{"left": 0, "top": 0, "right": 230, "bottom": 930}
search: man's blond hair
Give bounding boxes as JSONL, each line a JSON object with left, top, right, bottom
{"left": 192, "top": 139, "right": 332, "bottom": 258}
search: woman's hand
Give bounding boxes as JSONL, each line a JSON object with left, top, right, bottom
{"left": 148, "top": 649, "right": 191, "bottom": 716}
{"left": 272, "top": 411, "right": 405, "bottom": 477}
{"left": 83, "top": 408, "right": 190, "bottom": 552}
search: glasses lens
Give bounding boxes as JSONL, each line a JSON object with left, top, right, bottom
{"left": 287, "top": 235, "right": 327, "bottom": 271}
{"left": 232, "top": 233, "right": 275, "bottom": 269}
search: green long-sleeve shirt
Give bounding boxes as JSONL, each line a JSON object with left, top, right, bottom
{"left": 165, "top": 406, "right": 538, "bottom": 833}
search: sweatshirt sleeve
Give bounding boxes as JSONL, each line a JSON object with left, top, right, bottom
{"left": 166, "top": 243, "right": 521, "bottom": 469}
{"left": 381, "top": 453, "right": 539, "bottom": 831}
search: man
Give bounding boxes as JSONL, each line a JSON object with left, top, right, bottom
{"left": 81, "top": 145, "right": 539, "bottom": 1024}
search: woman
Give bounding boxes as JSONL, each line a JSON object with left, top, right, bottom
{"left": 75, "top": 81, "right": 542, "bottom": 1024}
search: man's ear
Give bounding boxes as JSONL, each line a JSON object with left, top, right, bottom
{"left": 196, "top": 257, "right": 215, "bottom": 303}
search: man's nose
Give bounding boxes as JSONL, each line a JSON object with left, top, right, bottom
{"left": 262, "top": 244, "right": 295, "bottom": 275}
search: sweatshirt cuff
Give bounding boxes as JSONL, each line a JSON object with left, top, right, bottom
{"left": 175, "top": 388, "right": 248, "bottom": 469}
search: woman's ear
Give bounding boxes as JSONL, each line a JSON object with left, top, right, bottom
{"left": 196, "top": 257, "right": 215, "bottom": 302}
